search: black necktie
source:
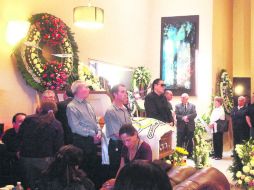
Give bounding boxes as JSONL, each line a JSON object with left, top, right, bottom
{"left": 184, "top": 105, "right": 187, "bottom": 113}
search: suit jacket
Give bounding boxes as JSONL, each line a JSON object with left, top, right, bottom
{"left": 144, "top": 92, "right": 173, "bottom": 123}
{"left": 175, "top": 103, "right": 197, "bottom": 132}
{"left": 56, "top": 97, "right": 73, "bottom": 144}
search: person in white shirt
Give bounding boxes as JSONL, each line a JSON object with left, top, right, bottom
{"left": 209, "top": 96, "right": 225, "bottom": 160}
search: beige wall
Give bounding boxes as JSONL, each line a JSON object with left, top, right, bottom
{"left": 233, "top": 0, "right": 251, "bottom": 77}
{"left": 0, "top": 0, "right": 214, "bottom": 128}
{"left": 252, "top": 1, "right": 254, "bottom": 92}
{"left": 0, "top": 0, "right": 150, "bottom": 128}
{"left": 212, "top": 0, "right": 233, "bottom": 94}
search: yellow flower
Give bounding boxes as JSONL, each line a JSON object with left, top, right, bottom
{"left": 175, "top": 147, "right": 189, "bottom": 155}
{"left": 237, "top": 180, "right": 242, "bottom": 185}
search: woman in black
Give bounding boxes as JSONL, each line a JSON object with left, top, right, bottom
{"left": 18, "top": 101, "right": 64, "bottom": 189}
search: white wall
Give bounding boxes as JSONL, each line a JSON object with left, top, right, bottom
{"left": 147, "top": 0, "right": 213, "bottom": 115}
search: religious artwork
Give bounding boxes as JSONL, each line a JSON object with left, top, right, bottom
{"left": 160, "top": 15, "right": 199, "bottom": 95}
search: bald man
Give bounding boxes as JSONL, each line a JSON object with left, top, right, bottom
{"left": 175, "top": 93, "right": 197, "bottom": 158}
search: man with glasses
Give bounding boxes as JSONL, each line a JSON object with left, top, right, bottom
{"left": 144, "top": 78, "right": 173, "bottom": 124}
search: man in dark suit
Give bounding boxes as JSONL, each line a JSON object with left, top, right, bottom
{"left": 144, "top": 79, "right": 173, "bottom": 124}
{"left": 175, "top": 93, "right": 197, "bottom": 158}
{"left": 55, "top": 88, "right": 74, "bottom": 145}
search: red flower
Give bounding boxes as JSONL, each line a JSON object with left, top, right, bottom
{"left": 42, "top": 74, "right": 47, "bottom": 78}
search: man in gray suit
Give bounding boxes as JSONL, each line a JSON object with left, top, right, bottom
{"left": 175, "top": 93, "right": 197, "bottom": 158}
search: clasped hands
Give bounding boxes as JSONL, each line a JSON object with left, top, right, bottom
{"left": 182, "top": 116, "right": 189, "bottom": 123}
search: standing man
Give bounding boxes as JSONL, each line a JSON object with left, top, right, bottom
{"left": 175, "top": 93, "right": 197, "bottom": 158}
{"left": 231, "top": 96, "right": 249, "bottom": 148}
{"left": 144, "top": 79, "right": 173, "bottom": 124}
{"left": 104, "top": 84, "right": 132, "bottom": 177}
{"left": 165, "top": 89, "right": 174, "bottom": 111}
{"left": 55, "top": 87, "right": 74, "bottom": 145}
{"left": 66, "top": 80, "right": 101, "bottom": 181}
{"left": 246, "top": 93, "right": 254, "bottom": 138}
{"left": 2, "top": 113, "right": 26, "bottom": 183}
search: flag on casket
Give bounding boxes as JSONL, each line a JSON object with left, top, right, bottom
{"left": 132, "top": 117, "right": 175, "bottom": 160}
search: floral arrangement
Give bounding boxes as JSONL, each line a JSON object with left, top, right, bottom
{"left": 193, "top": 115, "right": 212, "bottom": 169}
{"left": 229, "top": 139, "right": 254, "bottom": 189}
{"left": 165, "top": 147, "right": 189, "bottom": 166}
{"left": 32, "top": 14, "right": 67, "bottom": 46}
{"left": 14, "top": 13, "right": 79, "bottom": 92}
{"left": 78, "top": 64, "right": 101, "bottom": 91}
{"left": 131, "top": 66, "right": 151, "bottom": 92}
{"left": 216, "top": 69, "right": 234, "bottom": 114}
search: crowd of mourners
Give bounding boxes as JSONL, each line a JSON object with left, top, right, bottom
{"left": 1, "top": 78, "right": 254, "bottom": 190}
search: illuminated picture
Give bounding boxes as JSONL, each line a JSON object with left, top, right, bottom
{"left": 160, "top": 15, "right": 199, "bottom": 95}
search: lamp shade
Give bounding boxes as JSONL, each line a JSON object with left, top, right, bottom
{"left": 73, "top": 6, "right": 104, "bottom": 29}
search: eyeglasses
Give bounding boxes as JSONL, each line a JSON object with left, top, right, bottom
{"left": 158, "top": 83, "right": 166, "bottom": 87}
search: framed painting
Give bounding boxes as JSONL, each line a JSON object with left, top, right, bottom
{"left": 160, "top": 15, "right": 199, "bottom": 96}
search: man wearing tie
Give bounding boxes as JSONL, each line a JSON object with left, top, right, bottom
{"left": 175, "top": 93, "right": 197, "bottom": 158}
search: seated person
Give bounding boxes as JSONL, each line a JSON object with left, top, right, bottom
{"left": 38, "top": 145, "right": 95, "bottom": 190}
{"left": 117, "top": 124, "right": 152, "bottom": 174}
{"left": 102, "top": 160, "right": 172, "bottom": 190}
{"left": 2, "top": 113, "right": 26, "bottom": 183}
{"left": 101, "top": 124, "right": 152, "bottom": 189}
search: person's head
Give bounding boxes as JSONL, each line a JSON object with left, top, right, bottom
{"left": 181, "top": 93, "right": 189, "bottom": 104}
{"left": 114, "top": 160, "right": 172, "bottom": 190}
{"left": 64, "top": 85, "right": 74, "bottom": 100}
{"left": 152, "top": 79, "right": 166, "bottom": 95}
{"left": 40, "top": 101, "right": 58, "bottom": 114}
{"left": 44, "top": 145, "right": 85, "bottom": 184}
{"left": 119, "top": 124, "right": 139, "bottom": 150}
{"left": 111, "top": 84, "right": 127, "bottom": 104}
{"left": 214, "top": 96, "right": 223, "bottom": 108}
{"left": 71, "top": 80, "right": 90, "bottom": 100}
{"left": 164, "top": 90, "right": 173, "bottom": 101}
{"left": 39, "top": 101, "right": 57, "bottom": 125}
{"left": 41, "top": 90, "right": 56, "bottom": 102}
{"left": 12, "top": 113, "right": 26, "bottom": 132}
{"left": 238, "top": 96, "right": 246, "bottom": 107}
{"left": 244, "top": 95, "right": 250, "bottom": 105}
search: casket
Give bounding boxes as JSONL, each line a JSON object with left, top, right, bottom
{"left": 132, "top": 117, "right": 174, "bottom": 160}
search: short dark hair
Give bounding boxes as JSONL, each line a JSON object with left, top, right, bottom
{"left": 12, "top": 113, "right": 26, "bottom": 123}
{"left": 152, "top": 78, "right": 162, "bottom": 91}
{"left": 65, "top": 85, "right": 74, "bottom": 98}
{"left": 114, "top": 160, "right": 172, "bottom": 190}
{"left": 119, "top": 124, "right": 137, "bottom": 137}
{"left": 110, "top": 84, "right": 125, "bottom": 99}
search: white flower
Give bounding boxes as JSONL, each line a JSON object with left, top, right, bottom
{"left": 250, "top": 159, "right": 254, "bottom": 167}
{"left": 237, "top": 179, "right": 242, "bottom": 185}
{"left": 236, "top": 171, "right": 242, "bottom": 178}
{"left": 243, "top": 166, "right": 250, "bottom": 174}
{"left": 244, "top": 176, "right": 251, "bottom": 183}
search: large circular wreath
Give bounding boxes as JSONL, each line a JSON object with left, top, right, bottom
{"left": 14, "top": 13, "right": 79, "bottom": 92}
{"left": 218, "top": 69, "right": 234, "bottom": 114}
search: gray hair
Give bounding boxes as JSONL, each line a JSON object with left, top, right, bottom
{"left": 71, "top": 80, "right": 87, "bottom": 95}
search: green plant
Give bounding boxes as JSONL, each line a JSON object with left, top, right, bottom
{"left": 193, "top": 116, "right": 212, "bottom": 169}
{"left": 131, "top": 66, "right": 151, "bottom": 90}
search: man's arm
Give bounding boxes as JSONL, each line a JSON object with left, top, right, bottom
{"left": 144, "top": 96, "right": 160, "bottom": 119}
{"left": 246, "top": 115, "right": 252, "bottom": 128}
